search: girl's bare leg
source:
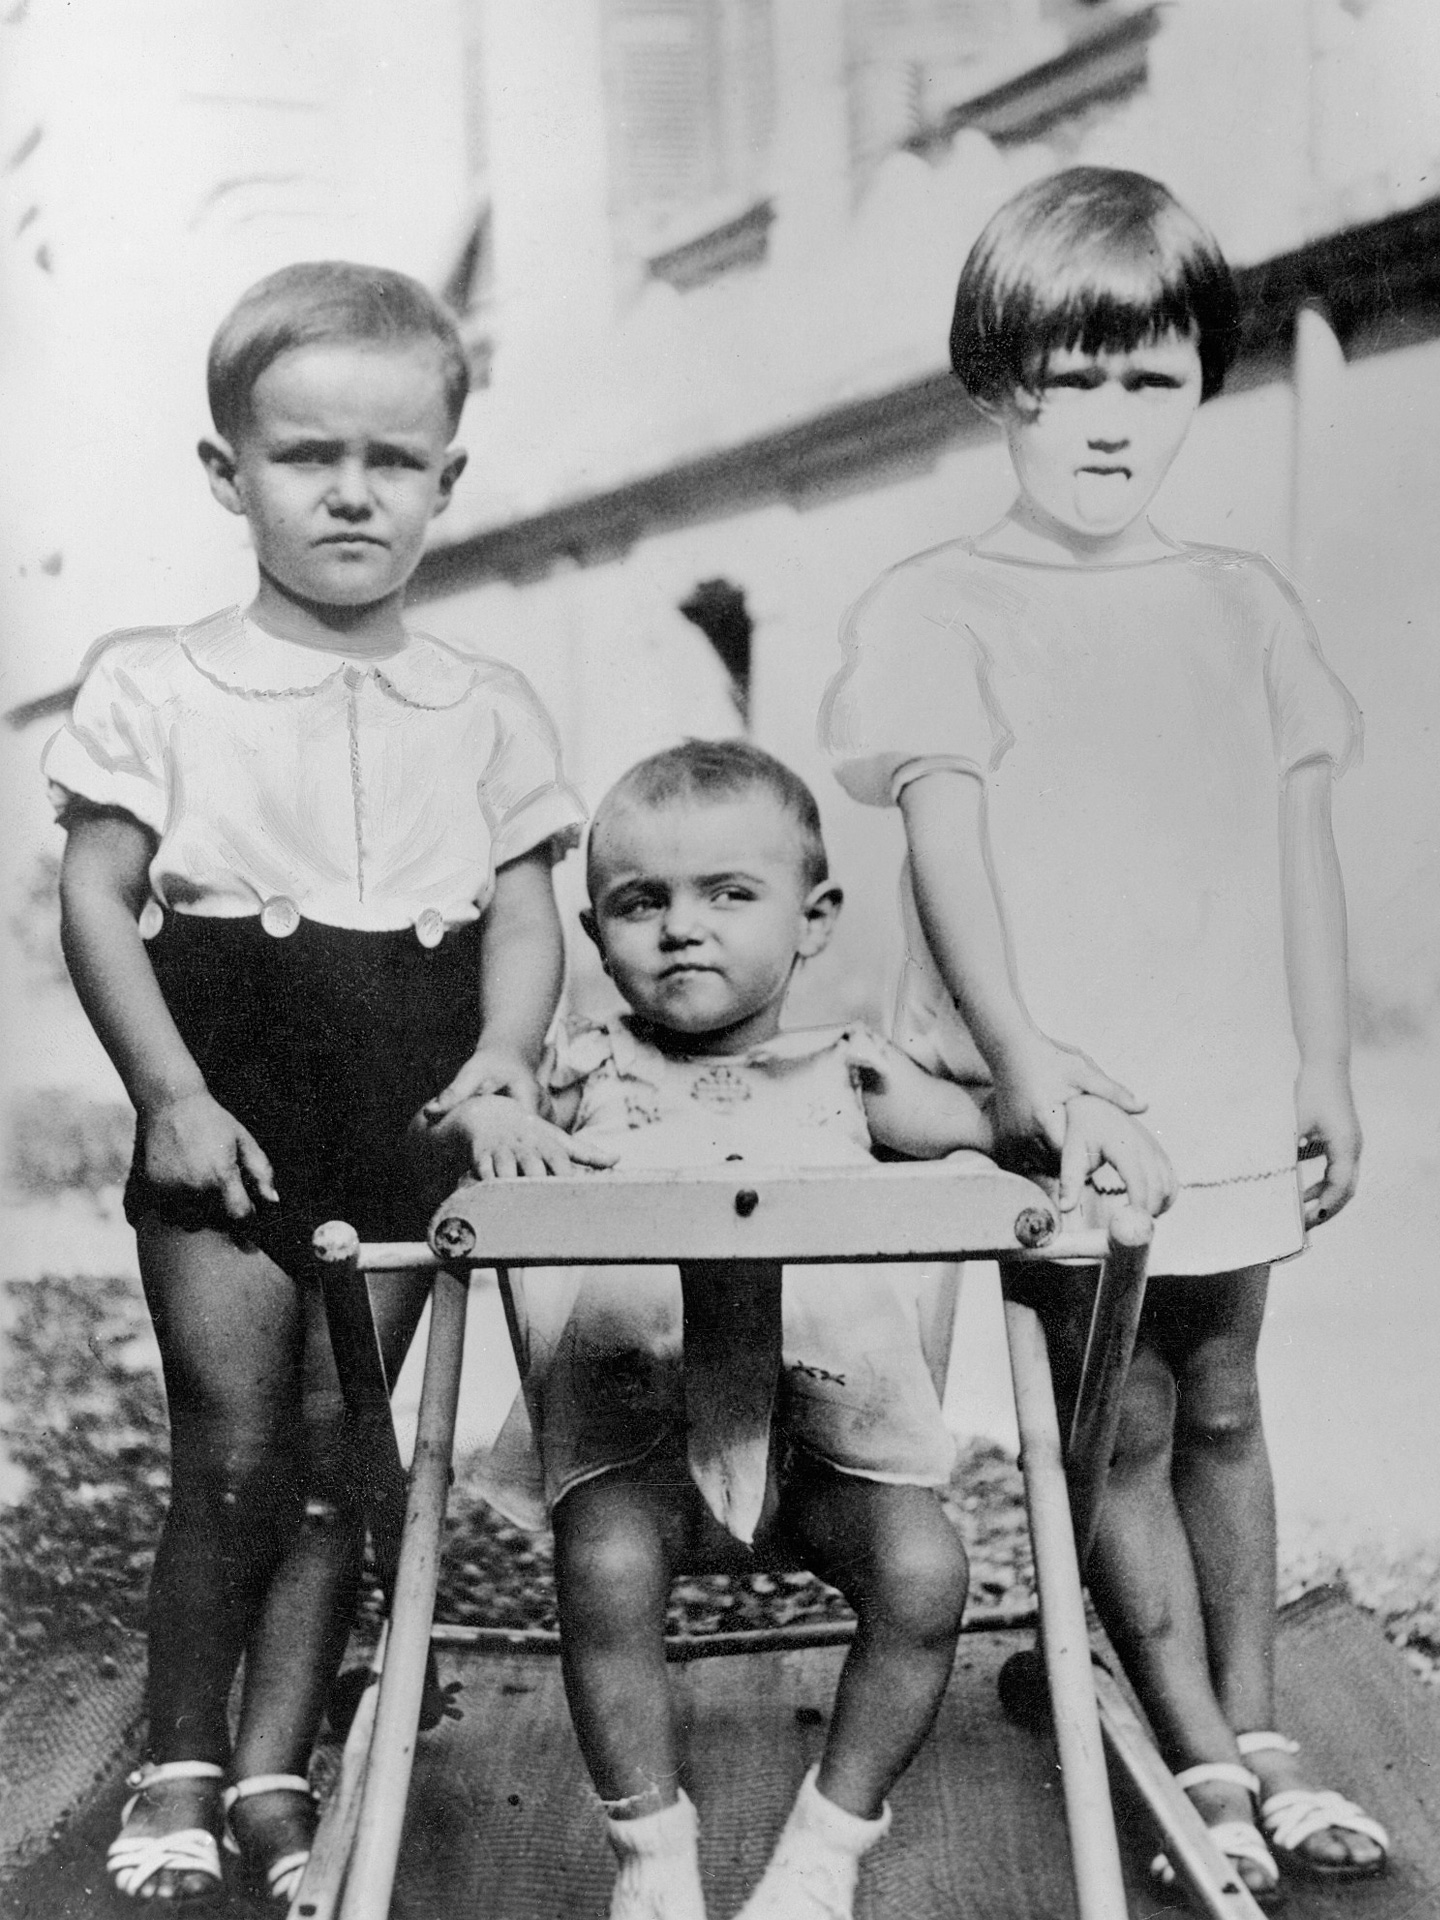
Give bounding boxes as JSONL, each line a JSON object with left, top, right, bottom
{"left": 781, "top": 1457, "right": 969, "bottom": 1820}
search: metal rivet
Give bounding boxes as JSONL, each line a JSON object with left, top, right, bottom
{"left": 734, "top": 1189, "right": 759, "bottom": 1218}
{"left": 433, "top": 1216, "right": 477, "bottom": 1259}
{"left": 1014, "top": 1206, "right": 1055, "bottom": 1250}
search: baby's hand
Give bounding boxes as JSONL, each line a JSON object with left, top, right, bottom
{"left": 1295, "top": 1061, "right": 1361, "bottom": 1227}
{"left": 421, "top": 1045, "right": 542, "bottom": 1122}
{"left": 425, "top": 1093, "right": 617, "bottom": 1181}
{"left": 994, "top": 1034, "right": 1145, "bottom": 1164}
{"left": 1059, "top": 1096, "right": 1176, "bottom": 1220}
{"left": 138, "top": 1089, "right": 279, "bottom": 1223}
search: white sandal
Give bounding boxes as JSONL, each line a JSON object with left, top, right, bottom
{"left": 222, "top": 1772, "right": 318, "bottom": 1906}
{"left": 1237, "top": 1732, "right": 1390, "bottom": 1881}
{"left": 1150, "top": 1761, "right": 1283, "bottom": 1909}
{"left": 106, "top": 1760, "right": 224, "bottom": 1904}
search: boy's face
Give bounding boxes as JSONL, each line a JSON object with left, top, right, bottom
{"left": 997, "top": 330, "right": 1202, "bottom": 548}
{"left": 202, "top": 340, "right": 466, "bottom": 622}
{"left": 583, "top": 793, "right": 840, "bottom": 1056}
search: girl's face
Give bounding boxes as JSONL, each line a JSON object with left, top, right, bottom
{"left": 995, "top": 329, "right": 1203, "bottom": 558}
{"left": 583, "top": 794, "right": 840, "bottom": 1056}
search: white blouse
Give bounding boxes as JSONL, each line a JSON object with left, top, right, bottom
{"left": 43, "top": 607, "right": 586, "bottom": 938}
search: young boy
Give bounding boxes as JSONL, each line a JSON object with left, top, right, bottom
{"left": 462, "top": 740, "right": 1173, "bottom": 1920}
{"left": 45, "top": 263, "right": 596, "bottom": 1905}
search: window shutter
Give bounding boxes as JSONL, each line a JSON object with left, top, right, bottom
{"left": 604, "top": 0, "right": 722, "bottom": 214}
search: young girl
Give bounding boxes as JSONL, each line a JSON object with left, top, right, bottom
{"left": 460, "top": 739, "right": 1172, "bottom": 1920}
{"left": 820, "top": 166, "right": 1389, "bottom": 1901}
{"left": 43, "top": 262, "right": 595, "bottom": 1906}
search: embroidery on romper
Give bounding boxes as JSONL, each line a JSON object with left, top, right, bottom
{"left": 623, "top": 1090, "right": 662, "bottom": 1128}
{"left": 689, "top": 1063, "right": 753, "bottom": 1109}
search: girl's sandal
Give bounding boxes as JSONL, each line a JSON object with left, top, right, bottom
{"left": 106, "top": 1760, "right": 225, "bottom": 1904}
{"left": 1149, "top": 1761, "right": 1285, "bottom": 1912}
{"left": 1236, "top": 1732, "right": 1391, "bottom": 1882}
{"left": 222, "top": 1773, "right": 319, "bottom": 1907}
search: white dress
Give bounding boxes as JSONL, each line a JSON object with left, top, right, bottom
{"left": 473, "top": 1017, "right": 958, "bottom": 1530}
{"left": 820, "top": 538, "right": 1360, "bottom": 1276}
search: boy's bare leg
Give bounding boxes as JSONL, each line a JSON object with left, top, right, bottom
{"left": 780, "top": 1458, "right": 969, "bottom": 1820}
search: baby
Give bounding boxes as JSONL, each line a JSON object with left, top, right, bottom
{"left": 459, "top": 739, "right": 1171, "bottom": 1920}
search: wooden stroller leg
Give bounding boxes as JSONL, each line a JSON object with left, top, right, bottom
{"left": 336, "top": 1262, "right": 469, "bottom": 1920}
{"left": 1005, "top": 1293, "right": 1130, "bottom": 1920}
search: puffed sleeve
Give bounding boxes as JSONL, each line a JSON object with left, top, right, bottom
{"left": 40, "top": 631, "right": 177, "bottom": 834}
{"left": 1259, "top": 561, "right": 1362, "bottom": 777}
{"left": 818, "top": 555, "right": 1012, "bottom": 807}
{"left": 475, "top": 663, "right": 588, "bottom": 866}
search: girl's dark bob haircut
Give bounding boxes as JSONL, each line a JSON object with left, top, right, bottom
{"left": 208, "top": 261, "right": 470, "bottom": 443}
{"left": 950, "top": 167, "right": 1240, "bottom": 406}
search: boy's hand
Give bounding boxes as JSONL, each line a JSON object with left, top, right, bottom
{"left": 1059, "top": 1096, "right": 1176, "bottom": 1220}
{"left": 421, "top": 1045, "right": 542, "bottom": 1121}
{"left": 138, "top": 1088, "right": 279, "bottom": 1222}
{"left": 419, "top": 1093, "right": 617, "bottom": 1181}
{"left": 1295, "top": 1061, "right": 1361, "bottom": 1227}
{"left": 994, "top": 1033, "right": 1145, "bottom": 1163}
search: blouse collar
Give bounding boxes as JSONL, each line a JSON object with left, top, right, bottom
{"left": 178, "top": 606, "right": 481, "bottom": 708}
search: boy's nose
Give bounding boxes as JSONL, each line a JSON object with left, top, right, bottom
{"left": 326, "top": 461, "right": 373, "bottom": 512}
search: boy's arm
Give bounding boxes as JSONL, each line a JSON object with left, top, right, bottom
{"left": 853, "top": 1034, "right": 996, "bottom": 1159}
{"left": 899, "top": 771, "right": 1143, "bottom": 1156}
{"left": 59, "top": 808, "right": 277, "bottom": 1219}
{"left": 423, "top": 845, "right": 565, "bottom": 1118}
{"left": 1281, "top": 760, "right": 1360, "bottom": 1225}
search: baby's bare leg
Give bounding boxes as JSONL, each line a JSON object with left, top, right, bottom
{"left": 781, "top": 1457, "right": 968, "bottom": 1820}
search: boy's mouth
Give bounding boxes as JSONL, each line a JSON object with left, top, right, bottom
{"left": 1077, "top": 463, "right": 1131, "bottom": 479}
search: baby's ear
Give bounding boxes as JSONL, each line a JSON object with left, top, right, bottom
{"left": 198, "top": 437, "right": 244, "bottom": 515}
{"left": 797, "top": 882, "right": 843, "bottom": 960}
{"left": 579, "top": 906, "right": 608, "bottom": 970}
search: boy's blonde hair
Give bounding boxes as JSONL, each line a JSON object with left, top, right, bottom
{"left": 950, "top": 167, "right": 1240, "bottom": 406}
{"left": 207, "top": 261, "right": 470, "bottom": 442}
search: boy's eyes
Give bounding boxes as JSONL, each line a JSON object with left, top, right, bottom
{"left": 270, "top": 444, "right": 429, "bottom": 469}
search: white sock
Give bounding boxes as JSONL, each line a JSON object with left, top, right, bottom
{"left": 735, "top": 1768, "right": 892, "bottom": 1920}
{"left": 605, "top": 1790, "right": 707, "bottom": 1920}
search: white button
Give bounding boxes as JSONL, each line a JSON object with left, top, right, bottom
{"left": 137, "top": 900, "right": 164, "bottom": 941}
{"left": 415, "top": 909, "right": 445, "bottom": 948}
{"left": 260, "top": 896, "right": 301, "bottom": 938}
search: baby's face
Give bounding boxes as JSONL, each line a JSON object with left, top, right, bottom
{"left": 999, "top": 329, "right": 1202, "bottom": 550}
{"left": 221, "top": 340, "right": 464, "bottom": 615}
{"left": 586, "top": 794, "right": 829, "bottom": 1055}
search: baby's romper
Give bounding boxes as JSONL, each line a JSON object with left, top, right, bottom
{"left": 42, "top": 607, "right": 585, "bottom": 1256}
{"left": 820, "top": 539, "right": 1360, "bottom": 1275}
{"left": 475, "top": 1016, "right": 958, "bottom": 1531}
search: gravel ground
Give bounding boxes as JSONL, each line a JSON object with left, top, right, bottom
{"left": 2, "top": 1272, "right": 1436, "bottom": 1713}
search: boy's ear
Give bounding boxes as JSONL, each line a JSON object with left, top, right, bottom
{"left": 579, "top": 906, "right": 609, "bottom": 972}
{"left": 198, "top": 437, "right": 245, "bottom": 516}
{"left": 796, "top": 882, "right": 843, "bottom": 960}
{"left": 432, "top": 447, "right": 468, "bottom": 517}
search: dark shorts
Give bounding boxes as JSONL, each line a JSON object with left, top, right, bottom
{"left": 125, "top": 913, "right": 483, "bottom": 1263}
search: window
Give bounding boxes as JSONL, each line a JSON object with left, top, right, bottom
{"left": 601, "top": 0, "right": 776, "bottom": 287}
{"left": 846, "top": 0, "right": 1142, "bottom": 178}
{"left": 442, "top": 0, "right": 496, "bottom": 387}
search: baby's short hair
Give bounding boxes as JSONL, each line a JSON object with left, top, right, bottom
{"left": 590, "top": 739, "right": 829, "bottom": 893}
{"left": 950, "top": 167, "right": 1240, "bottom": 405}
{"left": 207, "top": 261, "right": 470, "bottom": 443}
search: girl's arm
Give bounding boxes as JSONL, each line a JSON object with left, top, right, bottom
{"left": 1281, "top": 760, "right": 1360, "bottom": 1225}
{"left": 59, "top": 807, "right": 278, "bottom": 1220}
{"left": 899, "top": 771, "right": 1143, "bottom": 1158}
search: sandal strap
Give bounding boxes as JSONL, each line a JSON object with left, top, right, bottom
{"left": 119, "top": 1761, "right": 224, "bottom": 1828}
{"left": 106, "top": 1828, "right": 222, "bottom": 1898}
{"left": 1260, "top": 1788, "right": 1391, "bottom": 1856}
{"left": 265, "top": 1848, "right": 312, "bottom": 1900}
{"left": 1236, "top": 1730, "right": 1301, "bottom": 1758}
{"left": 1151, "top": 1821, "right": 1279, "bottom": 1896}
{"left": 222, "top": 1772, "right": 315, "bottom": 1812}
{"left": 1173, "top": 1761, "right": 1261, "bottom": 1798}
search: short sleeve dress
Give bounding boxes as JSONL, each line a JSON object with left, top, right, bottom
{"left": 819, "top": 538, "right": 1361, "bottom": 1276}
{"left": 41, "top": 608, "right": 586, "bottom": 1250}
{"left": 471, "top": 1017, "right": 958, "bottom": 1530}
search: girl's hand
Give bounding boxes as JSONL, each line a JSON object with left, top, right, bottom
{"left": 1295, "top": 1061, "right": 1361, "bottom": 1227}
{"left": 421, "top": 1093, "right": 617, "bottom": 1181}
{"left": 421, "top": 1045, "right": 542, "bottom": 1121}
{"left": 994, "top": 1034, "right": 1145, "bottom": 1164}
{"left": 138, "top": 1089, "right": 279, "bottom": 1222}
{"left": 1059, "top": 1096, "right": 1176, "bottom": 1220}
